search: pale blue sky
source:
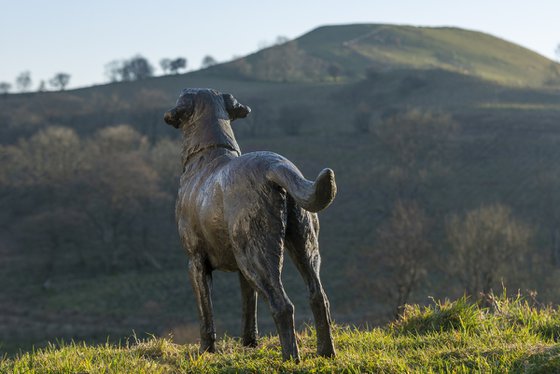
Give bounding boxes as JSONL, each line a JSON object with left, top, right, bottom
{"left": 1, "top": 0, "right": 558, "bottom": 89}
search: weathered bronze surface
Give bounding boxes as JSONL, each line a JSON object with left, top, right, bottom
{"left": 164, "top": 88, "right": 337, "bottom": 361}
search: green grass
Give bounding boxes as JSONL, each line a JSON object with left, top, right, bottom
{"left": 4, "top": 295, "right": 560, "bottom": 373}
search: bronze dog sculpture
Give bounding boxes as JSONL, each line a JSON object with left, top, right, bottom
{"left": 163, "top": 88, "right": 337, "bottom": 361}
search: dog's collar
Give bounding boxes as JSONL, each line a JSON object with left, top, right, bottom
{"left": 184, "top": 144, "right": 240, "bottom": 166}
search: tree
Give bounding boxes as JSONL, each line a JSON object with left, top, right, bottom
{"left": 556, "top": 43, "right": 560, "bottom": 61}
{"left": 94, "top": 124, "right": 148, "bottom": 153}
{"left": 372, "top": 200, "right": 432, "bottom": 316}
{"left": 0, "top": 82, "right": 11, "bottom": 95}
{"left": 49, "top": 73, "right": 71, "bottom": 91}
{"left": 150, "top": 138, "right": 181, "bottom": 194}
{"left": 0, "top": 126, "right": 83, "bottom": 188}
{"left": 169, "top": 57, "right": 187, "bottom": 74}
{"left": 253, "top": 41, "right": 324, "bottom": 82}
{"left": 0, "top": 123, "right": 175, "bottom": 275}
{"left": 131, "top": 88, "right": 169, "bottom": 143}
{"left": 104, "top": 60, "right": 122, "bottom": 82}
{"left": 79, "top": 125, "right": 164, "bottom": 270}
{"left": 446, "top": 204, "right": 533, "bottom": 297}
{"left": 160, "top": 58, "right": 171, "bottom": 75}
{"left": 121, "top": 55, "right": 154, "bottom": 81}
{"left": 377, "top": 109, "right": 457, "bottom": 171}
{"left": 16, "top": 71, "right": 32, "bottom": 92}
{"left": 327, "top": 64, "right": 342, "bottom": 81}
{"left": 275, "top": 35, "right": 289, "bottom": 45}
{"left": 201, "top": 55, "right": 217, "bottom": 68}
{"left": 375, "top": 109, "right": 458, "bottom": 201}
{"left": 106, "top": 56, "right": 154, "bottom": 82}
{"left": 37, "top": 80, "right": 46, "bottom": 92}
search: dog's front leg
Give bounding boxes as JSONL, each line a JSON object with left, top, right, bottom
{"left": 188, "top": 257, "right": 216, "bottom": 353}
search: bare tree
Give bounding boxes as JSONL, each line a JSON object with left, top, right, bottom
{"left": 446, "top": 204, "right": 533, "bottom": 297}
{"left": 80, "top": 125, "right": 163, "bottom": 269}
{"left": 160, "top": 58, "right": 171, "bottom": 75}
{"left": 49, "top": 73, "right": 71, "bottom": 91}
{"left": 16, "top": 71, "right": 32, "bottom": 92}
{"left": 121, "top": 55, "right": 154, "bottom": 81}
{"left": 0, "top": 126, "right": 83, "bottom": 187}
{"left": 327, "top": 64, "right": 342, "bottom": 81}
{"left": 0, "top": 124, "right": 169, "bottom": 274}
{"left": 372, "top": 200, "right": 432, "bottom": 316}
{"left": 275, "top": 35, "right": 289, "bottom": 45}
{"left": 106, "top": 56, "right": 154, "bottom": 82}
{"left": 555, "top": 43, "right": 560, "bottom": 61}
{"left": 104, "top": 60, "right": 122, "bottom": 82}
{"left": 375, "top": 109, "right": 458, "bottom": 202}
{"left": 201, "top": 55, "right": 217, "bottom": 68}
{"left": 0, "top": 82, "right": 11, "bottom": 95}
{"left": 169, "top": 57, "right": 187, "bottom": 74}
{"left": 377, "top": 109, "right": 457, "bottom": 171}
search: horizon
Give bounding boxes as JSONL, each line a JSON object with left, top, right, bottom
{"left": 2, "top": 0, "right": 559, "bottom": 90}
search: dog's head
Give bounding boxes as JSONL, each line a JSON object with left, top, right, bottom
{"left": 164, "top": 88, "right": 251, "bottom": 129}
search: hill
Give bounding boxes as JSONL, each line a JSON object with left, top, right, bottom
{"left": 3, "top": 296, "right": 560, "bottom": 373}
{"left": 211, "top": 24, "right": 560, "bottom": 86}
{"left": 2, "top": 23, "right": 560, "bottom": 355}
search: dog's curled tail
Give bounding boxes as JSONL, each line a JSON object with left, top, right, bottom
{"left": 266, "top": 163, "right": 337, "bottom": 213}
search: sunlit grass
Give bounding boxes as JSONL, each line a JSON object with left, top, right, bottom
{"left": 4, "top": 294, "right": 560, "bottom": 373}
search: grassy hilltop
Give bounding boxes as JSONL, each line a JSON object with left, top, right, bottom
{"left": 212, "top": 23, "right": 560, "bottom": 86}
{"left": 1, "top": 23, "right": 560, "bottom": 357}
{"left": 3, "top": 295, "right": 560, "bottom": 373}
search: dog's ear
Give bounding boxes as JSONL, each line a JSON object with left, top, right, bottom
{"left": 222, "top": 93, "right": 251, "bottom": 121}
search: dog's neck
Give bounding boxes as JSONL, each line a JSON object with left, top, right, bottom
{"left": 181, "top": 104, "right": 241, "bottom": 167}
{"left": 183, "top": 144, "right": 240, "bottom": 166}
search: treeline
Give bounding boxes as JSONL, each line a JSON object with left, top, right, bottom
{"left": 0, "top": 105, "right": 549, "bottom": 315}
{"left": 343, "top": 106, "right": 554, "bottom": 318}
{"left": 0, "top": 71, "right": 71, "bottom": 94}
{"left": 0, "top": 54, "right": 219, "bottom": 94}
{"left": 0, "top": 125, "right": 182, "bottom": 286}
{"left": 0, "top": 34, "right": 295, "bottom": 94}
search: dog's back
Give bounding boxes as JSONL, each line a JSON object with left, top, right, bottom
{"left": 176, "top": 149, "right": 335, "bottom": 272}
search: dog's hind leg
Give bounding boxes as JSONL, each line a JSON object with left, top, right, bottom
{"left": 234, "top": 234, "right": 299, "bottom": 361}
{"left": 238, "top": 258, "right": 299, "bottom": 362}
{"left": 239, "top": 271, "right": 258, "bottom": 347}
{"left": 285, "top": 204, "right": 336, "bottom": 358}
{"left": 230, "top": 191, "right": 299, "bottom": 361}
{"left": 188, "top": 255, "right": 216, "bottom": 353}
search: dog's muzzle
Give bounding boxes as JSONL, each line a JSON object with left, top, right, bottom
{"left": 164, "top": 108, "right": 182, "bottom": 128}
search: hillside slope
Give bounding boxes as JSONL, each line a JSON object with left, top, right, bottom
{"left": 211, "top": 24, "right": 560, "bottom": 86}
